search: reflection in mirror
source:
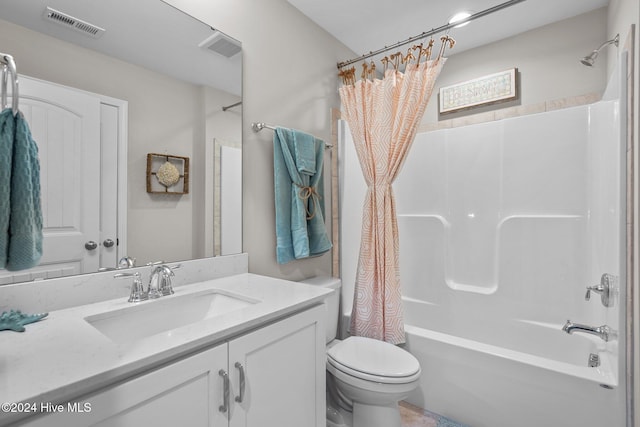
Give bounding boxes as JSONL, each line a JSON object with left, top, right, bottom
{"left": 0, "top": 0, "right": 242, "bottom": 285}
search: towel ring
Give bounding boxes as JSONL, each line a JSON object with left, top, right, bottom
{"left": 0, "top": 53, "right": 19, "bottom": 116}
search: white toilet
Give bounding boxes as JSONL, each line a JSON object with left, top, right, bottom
{"left": 300, "top": 277, "right": 421, "bottom": 427}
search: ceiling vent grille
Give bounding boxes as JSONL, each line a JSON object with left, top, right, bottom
{"left": 199, "top": 31, "right": 241, "bottom": 58}
{"left": 43, "top": 7, "right": 105, "bottom": 38}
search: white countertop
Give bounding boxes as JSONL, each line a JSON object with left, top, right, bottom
{"left": 0, "top": 273, "right": 330, "bottom": 425}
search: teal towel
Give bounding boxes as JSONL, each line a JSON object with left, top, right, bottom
{"left": 274, "top": 127, "right": 332, "bottom": 264}
{"left": 292, "top": 130, "right": 316, "bottom": 175}
{"left": 0, "top": 109, "right": 43, "bottom": 271}
{"left": 0, "top": 109, "right": 12, "bottom": 268}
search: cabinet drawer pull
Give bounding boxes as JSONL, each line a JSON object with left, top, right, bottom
{"left": 219, "top": 369, "right": 229, "bottom": 413}
{"left": 235, "top": 362, "right": 245, "bottom": 403}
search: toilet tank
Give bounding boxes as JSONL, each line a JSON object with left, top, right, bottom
{"left": 299, "top": 276, "right": 341, "bottom": 343}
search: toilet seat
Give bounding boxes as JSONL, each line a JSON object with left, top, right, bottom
{"left": 327, "top": 336, "right": 421, "bottom": 384}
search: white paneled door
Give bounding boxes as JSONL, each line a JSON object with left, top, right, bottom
{"left": 0, "top": 76, "right": 121, "bottom": 283}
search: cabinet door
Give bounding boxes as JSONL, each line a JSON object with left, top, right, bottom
{"left": 228, "top": 305, "right": 325, "bottom": 427}
{"left": 21, "top": 344, "right": 229, "bottom": 427}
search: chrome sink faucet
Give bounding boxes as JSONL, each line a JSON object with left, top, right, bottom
{"left": 114, "top": 264, "right": 180, "bottom": 303}
{"left": 562, "top": 320, "right": 617, "bottom": 342}
{"left": 148, "top": 264, "right": 181, "bottom": 298}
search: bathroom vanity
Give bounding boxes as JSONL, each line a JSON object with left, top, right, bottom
{"left": 0, "top": 267, "right": 329, "bottom": 427}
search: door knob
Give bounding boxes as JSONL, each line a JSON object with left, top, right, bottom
{"left": 85, "top": 241, "right": 98, "bottom": 250}
{"left": 103, "top": 239, "right": 115, "bottom": 248}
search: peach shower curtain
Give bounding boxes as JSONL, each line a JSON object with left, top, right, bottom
{"left": 339, "top": 39, "right": 451, "bottom": 344}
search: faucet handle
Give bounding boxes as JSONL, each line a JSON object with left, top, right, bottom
{"left": 585, "top": 284, "right": 603, "bottom": 301}
{"left": 118, "top": 256, "right": 136, "bottom": 269}
{"left": 114, "top": 272, "right": 147, "bottom": 303}
{"left": 585, "top": 273, "right": 616, "bottom": 307}
{"left": 146, "top": 260, "right": 165, "bottom": 267}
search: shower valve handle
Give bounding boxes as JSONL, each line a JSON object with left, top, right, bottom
{"left": 585, "top": 285, "right": 604, "bottom": 301}
{"left": 584, "top": 274, "right": 616, "bottom": 307}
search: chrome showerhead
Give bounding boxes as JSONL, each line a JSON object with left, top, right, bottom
{"left": 580, "top": 52, "right": 598, "bottom": 67}
{"left": 580, "top": 34, "right": 619, "bottom": 67}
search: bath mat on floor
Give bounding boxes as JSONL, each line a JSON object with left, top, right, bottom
{"left": 400, "top": 401, "right": 471, "bottom": 427}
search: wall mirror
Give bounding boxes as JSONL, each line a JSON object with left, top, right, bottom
{"left": 0, "top": 0, "right": 242, "bottom": 285}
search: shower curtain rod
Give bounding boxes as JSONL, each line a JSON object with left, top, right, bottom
{"left": 222, "top": 101, "right": 242, "bottom": 111}
{"left": 336, "top": 0, "right": 526, "bottom": 69}
{"left": 251, "top": 122, "right": 333, "bottom": 148}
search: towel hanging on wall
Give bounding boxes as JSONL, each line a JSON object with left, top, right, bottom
{"left": 0, "top": 107, "right": 43, "bottom": 271}
{"left": 273, "top": 127, "right": 332, "bottom": 264}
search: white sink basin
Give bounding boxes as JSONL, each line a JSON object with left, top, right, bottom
{"left": 85, "top": 289, "right": 258, "bottom": 345}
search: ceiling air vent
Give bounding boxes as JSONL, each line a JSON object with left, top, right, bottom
{"left": 43, "top": 7, "right": 105, "bottom": 38}
{"left": 198, "top": 31, "right": 241, "bottom": 58}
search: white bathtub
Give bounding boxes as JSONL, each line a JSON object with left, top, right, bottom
{"left": 402, "top": 298, "right": 624, "bottom": 427}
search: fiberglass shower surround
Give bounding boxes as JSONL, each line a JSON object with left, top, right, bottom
{"left": 343, "top": 103, "right": 623, "bottom": 321}
{"left": 340, "top": 99, "right": 625, "bottom": 427}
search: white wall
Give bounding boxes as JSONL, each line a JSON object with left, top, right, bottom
{"left": 423, "top": 8, "right": 608, "bottom": 124}
{"left": 165, "top": 0, "right": 354, "bottom": 280}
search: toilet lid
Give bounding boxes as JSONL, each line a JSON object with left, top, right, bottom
{"left": 327, "top": 336, "right": 420, "bottom": 379}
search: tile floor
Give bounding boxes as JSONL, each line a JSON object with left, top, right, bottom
{"left": 399, "top": 401, "right": 469, "bottom": 427}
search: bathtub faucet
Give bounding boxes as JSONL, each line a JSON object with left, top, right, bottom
{"left": 562, "top": 320, "right": 616, "bottom": 342}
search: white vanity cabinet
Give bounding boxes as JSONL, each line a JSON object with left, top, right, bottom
{"left": 20, "top": 305, "right": 325, "bottom": 427}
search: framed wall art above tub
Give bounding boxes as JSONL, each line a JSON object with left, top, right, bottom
{"left": 439, "top": 68, "right": 518, "bottom": 114}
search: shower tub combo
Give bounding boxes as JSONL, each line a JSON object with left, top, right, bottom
{"left": 340, "top": 74, "right": 626, "bottom": 426}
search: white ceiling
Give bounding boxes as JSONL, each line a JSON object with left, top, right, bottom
{"left": 287, "top": 0, "right": 609, "bottom": 64}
